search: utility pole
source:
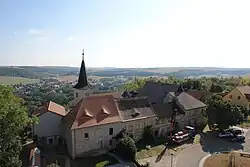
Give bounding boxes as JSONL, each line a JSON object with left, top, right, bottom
{"left": 170, "top": 153, "right": 174, "bottom": 167}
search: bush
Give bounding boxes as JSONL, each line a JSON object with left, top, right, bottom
{"left": 115, "top": 135, "right": 137, "bottom": 161}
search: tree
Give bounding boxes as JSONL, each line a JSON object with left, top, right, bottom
{"left": 115, "top": 135, "right": 137, "bottom": 161}
{"left": 206, "top": 95, "right": 244, "bottom": 130}
{"left": 0, "top": 85, "right": 35, "bottom": 167}
{"left": 142, "top": 125, "right": 155, "bottom": 145}
{"left": 210, "top": 84, "right": 224, "bottom": 93}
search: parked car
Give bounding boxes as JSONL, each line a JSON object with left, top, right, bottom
{"left": 230, "top": 135, "right": 245, "bottom": 142}
{"left": 172, "top": 133, "right": 190, "bottom": 144}
{"left": 184, "top": 126, "right": 196, "bottom": 137}
{"left": 228, "top": 128, "right": 242, "bottom": 135}
{"left": 218, "top": 131, "right": 234, "bottom": 138}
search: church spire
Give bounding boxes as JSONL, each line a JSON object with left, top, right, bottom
{"left": 73, "top": 49, "right": 89, "bottom": 89}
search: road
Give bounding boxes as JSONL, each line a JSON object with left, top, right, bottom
{"left": 175, "top": 128, "right": 250, "bottom": 167}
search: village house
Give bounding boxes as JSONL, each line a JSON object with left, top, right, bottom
{"left": 223, "top": 85, "right": 250, "bottom": 110}
{"left": 32, "top": 101, "right": 67, "bottom": 145}
{"left": 137, "top": 81, "right": 207, "bottom": 132}
{"left": 115, "top": 95, "right": 157, "bottom": 141}
{"left": 174, "top": 92, "right": 207, "bottom": 128}
{"left": 62, "top": 95, "right": 124, "bottom": 158}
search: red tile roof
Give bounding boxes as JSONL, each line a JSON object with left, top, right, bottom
{"left": 33, "top": 101, "right": 66, "bottom": 117}
{"left": 237, "top": 86, "right": 250, "bottom": 101}
{"left": 186, "top": 90, "right": 210, "bottom": 101}
{"left": 64, "top": 95, "right": 122, "bottom": 129}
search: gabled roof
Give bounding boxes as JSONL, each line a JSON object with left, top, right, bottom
{"left": 237, "top": 86, "right": 250, "bottom": 101}
{"left": 176, "top": 92, "right": 207, "bottom": 111}
{"left": 64, "top": 95, "right": 121, "bottom": 129}
{"left": 115, "top": 97, "right": 156, "bottom": 121}
{"left": 186, "top": 90, "right": 211, "bottom": 101}
{"left": 33, "top": 101, "right": 66, "bottom": 116}
{"left": 137, "top": 81, "right": 179, "bottom": 104}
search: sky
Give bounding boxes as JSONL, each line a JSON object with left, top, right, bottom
{"left": 1, "top": 0, "right": 250, "bottom": 68}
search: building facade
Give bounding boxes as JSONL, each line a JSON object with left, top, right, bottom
{"left": 223, "top": 86, "right": 250, "bottom": 110}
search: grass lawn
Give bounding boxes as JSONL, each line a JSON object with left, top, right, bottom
{"left": 136, "top": 145, "right": 165, "bottom": 160}
{"left": 193, "top": 124, "right": 210, "bottom": 144}
{"left": 72, "top": 154, "right": 118, "bottom": 167}
{"left": 0, "top": 76, "right": 39, "bottom": 85}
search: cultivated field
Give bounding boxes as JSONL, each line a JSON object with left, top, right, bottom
{"left": 0, "top": 76, "right": 40, "bottom": 85}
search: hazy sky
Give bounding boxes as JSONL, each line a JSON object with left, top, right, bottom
{"left": 1, "top": 0, "right": 250, "bottom": 68}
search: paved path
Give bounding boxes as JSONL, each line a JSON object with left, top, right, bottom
{"left": 175, "top": 127, "right": 250, "bottom": 167}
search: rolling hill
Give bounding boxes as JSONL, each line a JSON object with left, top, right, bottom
{"left": 1, "top": 66, "right": 250, "bottom": 79}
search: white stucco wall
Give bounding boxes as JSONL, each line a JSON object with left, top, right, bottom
{"left": 124, "top": 116, "right": 157, "bottom": 141}
{"left": 73, "top": 87, "right": 99, "bottom": 105}
{"left": 33, "top": 112, "right": 63, "bottom": 137}
{"left": 74, "top": 122, "right": 124, "bottom": 156}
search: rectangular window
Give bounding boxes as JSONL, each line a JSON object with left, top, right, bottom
{"left": 109, "top": 128, "right": 113, "bottom": 135}
{"left": 109, "top": 140, "right": 112, "bottom": 146}
{"left": 238, "top": 96, "right": 241, "bottom": 100}
{"left": 84, "top": 133, "right": 89, "bottom": 139}
{"left": 128, "top": 125, "right": 133, "bottom": 132}
{"left": 48, "top": 138, "right": 53, "bottom": 144}
{"left": 76, "top": 93, "right": 78, "bottom": 98}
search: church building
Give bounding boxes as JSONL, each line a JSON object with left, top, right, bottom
{"left": 73, "top": 49, "right": 99, "bottom": 104}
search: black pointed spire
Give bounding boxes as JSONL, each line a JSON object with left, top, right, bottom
{"left": 73, "top": 49, "right": 90, "bottom": 89}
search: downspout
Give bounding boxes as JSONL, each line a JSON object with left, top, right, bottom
{"left": 73, "top": 129, "right": 76, "bottom": 159}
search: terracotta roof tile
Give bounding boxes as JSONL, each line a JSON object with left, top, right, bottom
{"left": 65, "top": 95, "right": 122, "bottom": 129}
{"left": 237, "top": 86, "right": 250, "bottom": 101}
{"left": 186, "top": 90, "right": 210, "bottom": 101}
{"left": 33, "top": 101, "right": 66, "bottom": 116}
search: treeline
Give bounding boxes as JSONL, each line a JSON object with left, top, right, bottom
{"left": 123, "top": 76, "right": 250, "bottom": 93}
{"left": 2, "top": 66, "right": 250, "bottom": 79}
{"left": 0, "top": 66, "right": 79, "bottom": 79}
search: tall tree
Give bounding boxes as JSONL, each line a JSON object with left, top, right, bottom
{"left": 115, "top": 135, "right": 137, "bottom": 161}
{"left": 0, "top": 85, "right": 35, "bottom": 167}
{"left": 206, "top": 95, "right": 244, "bottom": 130}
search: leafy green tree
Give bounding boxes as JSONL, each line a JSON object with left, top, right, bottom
{"left": 142, "top": 125, "right": 155, "bottom": 145}
{"left": 0, "top": 85, "right": 35, "bottom": 167}
{"left": 115, "top": 135, "right": 137, "bottom": 161}
{"left": 206, "top": 95, "right": 244, "bottom": 130}
{"left": 210, "top": 84, "right": 224, "bottom": 93}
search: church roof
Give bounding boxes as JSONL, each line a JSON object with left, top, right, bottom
{"left": 73, "top": 50, "right": 90, "bottom": 89}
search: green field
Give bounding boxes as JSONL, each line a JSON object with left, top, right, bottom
{"left": 0, "top": 76, "right": 40, "bottom": 85}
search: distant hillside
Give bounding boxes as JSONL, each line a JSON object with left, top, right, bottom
{"left": 1, "top": 66, "right": 250, "bottom": 79}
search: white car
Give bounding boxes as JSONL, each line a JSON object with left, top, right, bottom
{"left": 218, "top": 131, "right": 234, "bottom": 138}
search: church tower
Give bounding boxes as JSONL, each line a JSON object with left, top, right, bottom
{"left": 73, "top": 49, "right": 97, "bottom": 104}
